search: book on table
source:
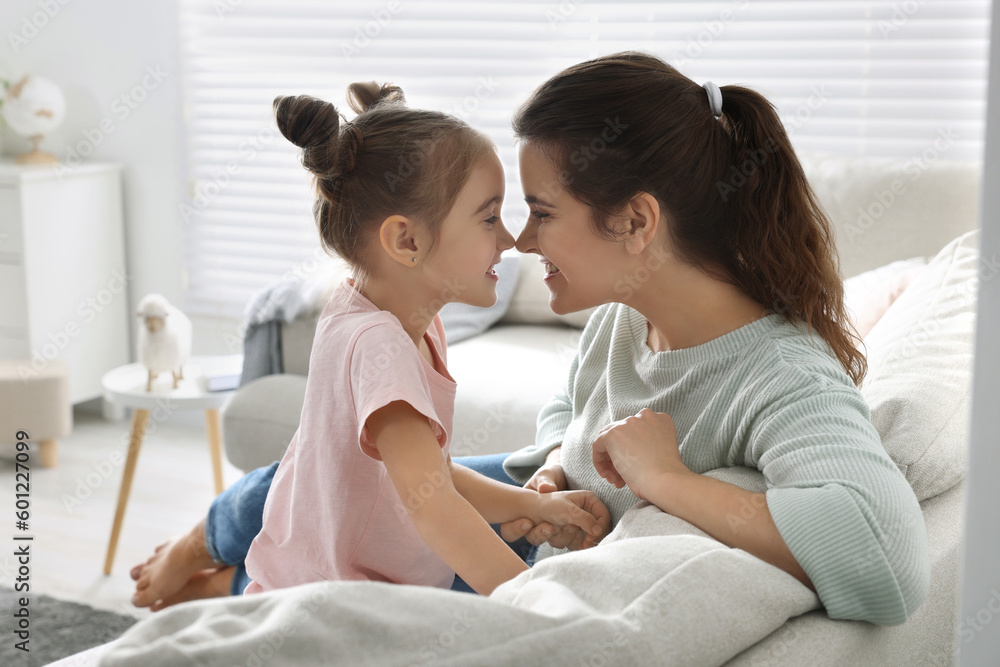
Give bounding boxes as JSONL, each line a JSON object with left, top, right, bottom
{"left": 195, "top": 354, "right": 244, "bottom": 392}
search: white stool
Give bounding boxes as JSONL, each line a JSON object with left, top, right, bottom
{"left": 0, "top": 359, "right": 72, "bottom": 467}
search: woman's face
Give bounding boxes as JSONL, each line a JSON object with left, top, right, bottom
{"left": 514, "top": 142, "right": 630, "bottom": 315}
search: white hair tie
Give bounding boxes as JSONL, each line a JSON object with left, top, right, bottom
{"left": 702, "top": 81, "right": 723, "bottom": 118}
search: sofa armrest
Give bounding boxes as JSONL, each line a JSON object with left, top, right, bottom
{"left": 221, "top": 374, "right": 307, "bottom": 473}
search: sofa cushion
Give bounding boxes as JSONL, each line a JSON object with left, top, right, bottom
{"left": 860, "top": 230, "right": 979, "bottom": 501}
{"left": 447, "top": 324, "right": 580, "bottom": 457}
{"left": 843, "top": 257, "right": 928, "bottom": 338}
{"left": 796, "top": 152, "right": 981, "bottom": 278}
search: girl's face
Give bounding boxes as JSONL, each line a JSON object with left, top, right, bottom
{"left": 422, "top": 151, "right": 515, "bottom": 308}
{"left": 515, "top": 142, "right": 628, "bottom": 315}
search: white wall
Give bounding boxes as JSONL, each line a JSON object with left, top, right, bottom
{"left": 958, "top": 0, "right": 1000, "bottom": 664}
{"left": 1, "top": 0, "right": 242, "bottom": 421}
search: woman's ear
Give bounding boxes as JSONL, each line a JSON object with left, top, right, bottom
{"left": 622, "top": 192, "right": 661, "bottom": 255}
{"left": 378, "top": 215, "right": 421, "bottom": 266}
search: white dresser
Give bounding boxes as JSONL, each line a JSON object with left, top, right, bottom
{"left": 0, "top": 160, "right": 131, "bottom": 404}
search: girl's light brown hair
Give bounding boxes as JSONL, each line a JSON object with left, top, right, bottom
{"left": 274, "top": 82, "right": 494, "bottom": 287}
{"left": 512, "top": 52, "right": 866, "bottom": 386}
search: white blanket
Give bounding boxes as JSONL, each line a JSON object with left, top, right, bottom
{"left": 96, "top": 469, "right": 820, "bottom": 667}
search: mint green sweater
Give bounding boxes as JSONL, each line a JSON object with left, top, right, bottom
{"left": 503, "top": 304, "right": 930, "bottom": 625}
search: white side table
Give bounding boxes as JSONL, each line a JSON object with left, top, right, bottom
{"left": 101, "top": 356, "right": 237, "bottom": 575}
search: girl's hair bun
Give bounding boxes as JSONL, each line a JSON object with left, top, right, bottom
{"left": 346, "top": 81, "right": 405, "bottom": 114}
{"left": 273, "top": 94, "right": 340, "bottom": 175}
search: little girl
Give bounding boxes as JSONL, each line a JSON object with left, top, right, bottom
{"left": 240, "top": 82, "right": 609, "bottom": 597}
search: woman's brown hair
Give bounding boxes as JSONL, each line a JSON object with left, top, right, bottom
{"left": 512, "top": 52, "right": 866, "bottom": 386}
{"left": 274, "top": 82, "right": 494, "bottom": 288}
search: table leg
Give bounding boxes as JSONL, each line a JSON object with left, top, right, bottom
{"left": 104, "top": 408, "right": 150, "bottom": 575}
{"left": 205, "top": 408, "right": 224, "bottom": 495}
{"left": 38, "top": 440, "right": 58, "bottom": 468}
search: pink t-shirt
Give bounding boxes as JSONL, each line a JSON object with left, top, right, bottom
{"left": 243, "top": 278, "right": 457, "bottom": 593}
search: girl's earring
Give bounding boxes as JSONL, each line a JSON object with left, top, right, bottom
{"left": 411, "top": 258, "right": 417, "bottom": 262}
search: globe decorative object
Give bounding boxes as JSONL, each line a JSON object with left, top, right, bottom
{"left": 2, "top": 75, "right": 66, "bottom": 165}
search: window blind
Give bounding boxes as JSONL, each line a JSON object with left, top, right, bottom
{"left": 177, "top": 0, "right": 992, "bottom": 319}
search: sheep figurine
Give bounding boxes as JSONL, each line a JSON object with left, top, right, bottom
{"left": 136, "top": 293, "right": 192, "bottom": 392}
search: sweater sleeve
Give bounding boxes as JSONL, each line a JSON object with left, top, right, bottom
{"left": 750, "top": 373, "right": 930, "bottom": 625}
{"left": 502, "top": 304, "right": 615, "bottom": 484}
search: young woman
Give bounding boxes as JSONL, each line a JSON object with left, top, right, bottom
{"left": 133, "top": 52, "right": 929, "bottom": 626}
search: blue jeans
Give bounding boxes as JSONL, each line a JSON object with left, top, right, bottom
{"left": 205, "top": 453, "right": 534, "bottom": 595}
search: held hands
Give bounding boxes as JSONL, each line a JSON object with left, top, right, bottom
{"left": 500, "top": 462, "right": 610, "bottom": 550}
{"left": 591, "top": 408, "right": 690, "bottom": 502}
{"left": 528, "top": 488, "right": 611, "bottom": 551}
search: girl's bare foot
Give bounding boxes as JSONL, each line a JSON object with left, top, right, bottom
{"left": 149, "top": 566, "right": 236, "bottom": 612}
{"left": 130, "top": 542, "right": 166, "bottom": 581}
{"left": 131, "top": 518, "right": 218, "bottom": 608}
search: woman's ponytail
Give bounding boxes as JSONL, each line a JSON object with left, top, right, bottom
{"left": 718, "top": 86, "right": 866, "bottom": 385}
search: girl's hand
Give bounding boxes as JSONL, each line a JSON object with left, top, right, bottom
{"left": 591, "top": 408, "right": 690, "bottom": 501}
{"left": 531, "top": 489, "right": 611, "bottom": 551}
{"left": 500, "top": 455, "right": 574, "bottom": 547}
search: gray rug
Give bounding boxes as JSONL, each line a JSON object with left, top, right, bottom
{"left": 0, "top": 588, "right": 137, "bottom": 666}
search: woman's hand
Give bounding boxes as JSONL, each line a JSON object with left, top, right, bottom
{"left": 592, "top": 408, "right": 691, "bottom": 501}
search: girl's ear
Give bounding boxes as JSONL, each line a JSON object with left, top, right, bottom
{"left": 622, "top": 192, "right": 660, "bottom": 255}
{"left": 378, "top": 215, "right": 421, "bottom": 266}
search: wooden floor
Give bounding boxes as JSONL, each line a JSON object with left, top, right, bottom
{"left": 0, "top": 405, "right": 245, "bottom": 620}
